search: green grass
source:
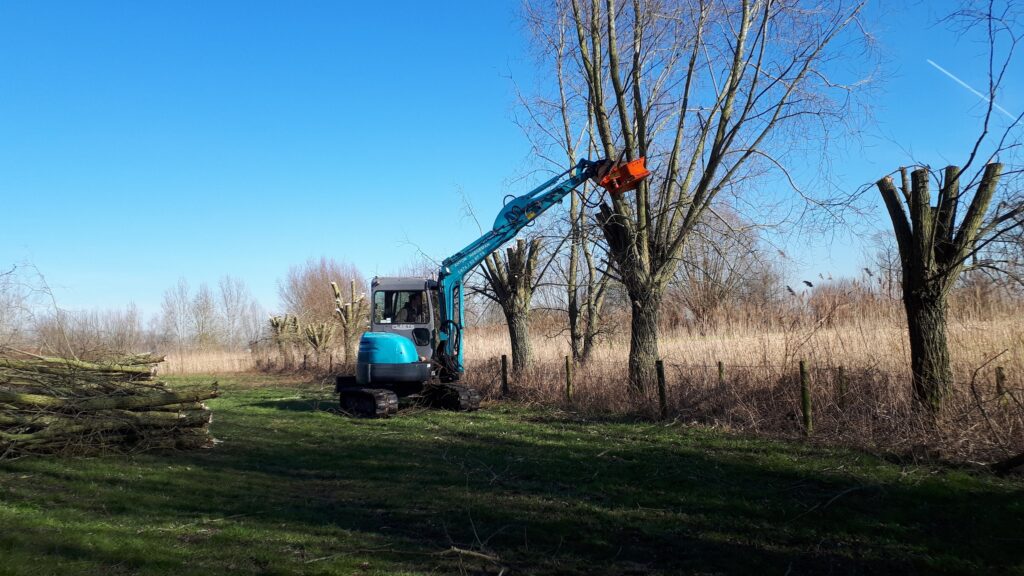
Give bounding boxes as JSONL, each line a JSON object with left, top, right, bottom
{"left": 0, "top": 374, "right": 1021, "bottom": 575}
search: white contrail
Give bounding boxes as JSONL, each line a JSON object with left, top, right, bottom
{"left": 926, "top": 58, "right": 1017, "bottom": 121}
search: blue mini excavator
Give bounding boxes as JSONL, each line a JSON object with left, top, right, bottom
{"left": 335, "top": 156, "right": 649, "bottom": 417}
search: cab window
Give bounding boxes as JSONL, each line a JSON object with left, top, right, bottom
{"left": 373, "top": 290, "right": 430, "bottom": 325}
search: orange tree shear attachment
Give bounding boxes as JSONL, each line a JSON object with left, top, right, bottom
{"left": 598, "top": 157, "right": 650, "bottom": 195}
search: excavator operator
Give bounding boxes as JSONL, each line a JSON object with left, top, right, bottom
{"left": 396, "top": 292, "right": 427, "bottom": 323}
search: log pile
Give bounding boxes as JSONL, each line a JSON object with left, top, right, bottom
{"left": 0, "top": 354, "right": 218, "bottom": 458}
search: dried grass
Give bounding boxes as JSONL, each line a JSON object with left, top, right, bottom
{"left": 460, "top": 304, "right": 1024, "bottom": 465}
{"left": 163, "top": 350, "right": 256, "bottom": 375}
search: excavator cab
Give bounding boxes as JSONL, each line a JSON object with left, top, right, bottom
{"left": 336, "top": 277, "right": 480, "bottom": 417}
{"left": 369, "top": 278, "right": 436, "bottom": 357}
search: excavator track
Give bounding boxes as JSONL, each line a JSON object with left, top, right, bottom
{"left": 420, "top": 383, "right": 481, "bottom": 412}
{"left": 338, "top": 387, "right": 399, "bottom": 418}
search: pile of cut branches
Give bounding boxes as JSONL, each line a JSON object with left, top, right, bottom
{"left": 0, "top": 353, "right": 218, "bottom": 458}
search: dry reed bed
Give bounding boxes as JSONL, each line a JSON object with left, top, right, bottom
{"left": 461, "top": 316, "right": 1024, "bottom": 464}
{"left": 163, "top": 351, "right": 256, "bottom": 375}
{"left": 465, "top": 316, "right": 1024, "bottom": 376}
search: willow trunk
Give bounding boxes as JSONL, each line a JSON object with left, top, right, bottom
{"left": 627, "top": 293, "right": 661, "bottom": 393}
{"left": 904, "top": 289, "right": 953, "bottom": 410}
{"left": 506, "top": 306, "right": 534, "bottom": 373}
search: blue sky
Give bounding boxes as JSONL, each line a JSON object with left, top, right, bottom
{"left": 0, "top": 1, "right": 1020, "bottom": 314}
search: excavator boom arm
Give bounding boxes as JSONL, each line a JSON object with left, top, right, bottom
{"left": 433, "top": 158, "right": 610, "bottom": 379}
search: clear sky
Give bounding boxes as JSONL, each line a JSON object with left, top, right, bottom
{"left": 0, "top": 1, "right": 1020, "bottom": 315}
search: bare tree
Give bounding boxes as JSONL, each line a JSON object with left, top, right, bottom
{"left": 0, "top": 265, "right": 34, "bottom": 350}
{"left": 159, "top": 276, "right": 264, "bottom": 351}
{"left": 668, "top": 211, "right": 769, "bottom": 333}
{"left": 34, "top": 305, "right": 145, "bottom": 360}
{"left": 480, "top": 238, "right": 543, "bottom": 372}
{"left": 303, "top": 321, "right": 334, "bottom": 367}
{"left": 541, "top": 226, "right": 611, "bottom": 362}
{"left": 218, "top": 275, "right": 255, "bottom": 349}
{"left": 242, "top": 300, "right": 266, "bottom": 347}
{"left": 877, "top": 166, "right": 1015, "bottom": 409}
{"left": 863, "top": 232, "right": 902, "bottom": 301}
{"left": 279, "top": 257, "right": 366, "bottom": 325}
{"left": 528, "top": 0, "right": 872, "bottom": 389}
{"left": 160, "top": 277, "right": 192, "bottom": 349}
{"left": 992, "top": 219, "right": 1024, "bottom": 293}
{"left": 269, "top": 314, "right": 300, "bottom": 367}
{"left": 331, "top": 279, "right": 369, "bottom": 366}
{"left": 874, "top": 1, "right": 1024, "bottom": 410}
{"left": 190, "top": 283, "right": 220, "bottom": 349}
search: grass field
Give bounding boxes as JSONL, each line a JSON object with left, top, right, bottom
{"left": 1, "top": 374, "right": 1021, "bottom": 575}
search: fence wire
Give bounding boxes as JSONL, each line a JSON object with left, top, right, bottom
{"left": 459, "top": 354, "right": 1022, "bottom": 464}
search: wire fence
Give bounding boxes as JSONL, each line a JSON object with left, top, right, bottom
{"left": 459, "top": 354, "right": 1023, "bottom": 464}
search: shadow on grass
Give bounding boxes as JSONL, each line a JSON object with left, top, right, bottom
{"left": 248, "top": 397, "right": 337, "bottom": 413}
{"left": 1, "top": 389, "right": 1022, "bottom": 576}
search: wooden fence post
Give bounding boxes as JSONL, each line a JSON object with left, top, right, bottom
{"left": 565, "top": 356, "right": 573, "bottom": 404}
{"left": 656, "top": 360, "right": 668, "bottom": 420}
{"left": 328, "top": 353, "right": 334, "bottom": 373}
{"left": 302, "top": 353, "right": 308, "bottom": 371}
{"left": 500, "top": 355, "right": 509, "bottom": 397}
{"left": 717, "top": 361, "right": 725, "bottom": 388}
{"left": 800, "top": 360, "right": 812, "bottom": 436}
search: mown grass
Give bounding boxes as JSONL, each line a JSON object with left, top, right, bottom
{"left": 0, "top": 374, "right": 1021, "bottom": 575}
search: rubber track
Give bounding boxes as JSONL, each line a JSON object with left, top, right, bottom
{"left": 421, "top": 383, "right": 481, "bottom": 412}
{"left": 338, "top": 387, "right": 399, "bottom": 418}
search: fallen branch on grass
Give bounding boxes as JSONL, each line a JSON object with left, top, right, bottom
{"left": 442, "top": 546, "right": 502, "bottom": 563}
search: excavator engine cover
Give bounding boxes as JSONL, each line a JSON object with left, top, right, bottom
{"left": 355, "top": 332, "right": 431, "bottom": 385}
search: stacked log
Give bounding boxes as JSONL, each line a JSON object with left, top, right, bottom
{"left": 0, "top": 354, "right": 218, "bottom": 457}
